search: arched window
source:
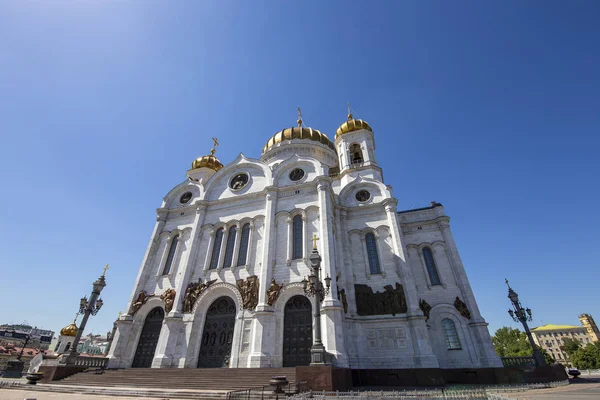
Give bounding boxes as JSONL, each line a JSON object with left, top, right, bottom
{"left": 442, "top": 319, "right": 461, "bottom": 350}
{"left": 55, "top": 342, "right": 61, "bottom": 352}
{"left": 349, "top": 143, "right": 364, "bottom": 164}
{"left": 365, "top": 232, "right": 381, "bottom": 274}
{"left": 65, "top": 342, "right": 71, "bottom": 352}
{"left": 223, "top": 226, "right": 237, "bottom": 268}
{"left": 292, "top": 215, "right": 303, "bottom": 260}
{"left": 162, "top": 235, "right": 179, "bottom": 275}
{"left": 422, "top": 247, "right": 441, "bottom": 285}
{"left": 209, "top": 228, "right": 224, "bottom": 269}
{"left": 237, "top": 223, "right": 251, "bottom": 267}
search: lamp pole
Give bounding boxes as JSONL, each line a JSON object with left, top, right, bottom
{"left": 301, "top": 234, "right": 332, "bottom": 366}
{"left": 65, "top": 265, "right": 108, "bottom": 364}
{"left": 505, "top": 279, "right": 546, "bottom": 366}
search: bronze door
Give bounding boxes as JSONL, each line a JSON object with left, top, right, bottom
{"left": 197, "top": 296, "right": 236, "bottom": 368}
{"left": 132, "top": 307, "right": 164, "bottom": 368}
{"left": 283, "top": 295, "right": 313, "bottom": 367}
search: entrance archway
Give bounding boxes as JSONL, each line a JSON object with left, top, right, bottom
{"left": 197, "top": 296, "right": 236, "bottom": 368}
{"left": 283, "top": 295, "right": 313, "bottom": 367}
{"left": 132, "top": 307, "right": 164, "bottom": 368}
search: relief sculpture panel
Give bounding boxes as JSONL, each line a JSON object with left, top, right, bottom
{"left": 354, "top": 282, "right": 407, "bottom": 316}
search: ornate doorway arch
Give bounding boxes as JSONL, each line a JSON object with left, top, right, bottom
{"left": 197, "top": 296, "right": 236, "bottom": 368}
{"left": 132, "top": 307, "right": 164, "bottom": 368}
{"left": 283, "top": 295, "right": 313, "bottom": 367}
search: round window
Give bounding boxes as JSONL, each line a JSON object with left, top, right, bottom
{"left": 355, "top": 190, "right": 371, "bottom": 203}
{"left": 179, "top": 192, "right": 193, "bottom": 204}
{"left": 230, "top": 173, "right": 249, "bottom": 191}
{"left": 289, "top": 168, "right": 305, "bottom": 182}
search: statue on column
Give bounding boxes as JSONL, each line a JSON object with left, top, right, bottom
{"left": 237, "top": 275, "right": 259, "bottom": 310}
{"left": 131, "top": 290, "right": 149, "bottom": 315}
{"left": 160, "top": 288, "right": 176, "bottom": 313}
{"left": 266, "top": 279, "right": 284, "bottom": 306}
{"left": 183, "top": 278, "right": 216, "bottom": 313}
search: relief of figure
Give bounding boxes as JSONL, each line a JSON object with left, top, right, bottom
{"left": 454, "top": 296, "right": 471, "bottom": 319}
{"left": 160, "top": 288, "right": 176, "bottom": 313}
{"left": 237, "top": 275, "right": 259, "bottom": 310}
{"left": 131, "top": 290, "right": 149, "bottom": 315}
{"left": 183, "top": 278, "right": 216, "bottom": 313}
{"left": 266, "top": 279, "right": 284, "bottom": 306}
{"left": 354, "top": 282, "right": 407, "bottom": 316}
{"left": 419, "top": 299, "right": 432, "bottom": 321}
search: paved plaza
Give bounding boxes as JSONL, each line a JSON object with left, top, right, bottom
{"left": 0, "top": 388, "right": 183, "bottom": 400}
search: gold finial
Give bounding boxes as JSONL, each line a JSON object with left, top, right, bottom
{"left": 347, "top": 102, "right": 353, "bottom": 120}
{"left": 210, "top": 137, "right": 219, "bottom": 156}
{"left": 117, "top": 311, "right": 122, "bottom": 319}
{"left": 102, "top": 264, "right": 109, "bottom": 277}
{"left": 311, "top": 233, "right": 320, "bottom": 250}
{"left": 297, "top": 107, "right": 303, "bottom": 127}
{"left": 73, "top": 312, "right": 80, "bottom": 323}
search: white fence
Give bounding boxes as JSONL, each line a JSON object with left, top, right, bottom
{"left": 578, "top": 369, "right": 600, "bottom": 375}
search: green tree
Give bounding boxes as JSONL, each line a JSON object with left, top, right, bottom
{"left": 570, "top": 342, "right": 600, "bottom": 370}
{"left": 537, "top": 346, "right": 555, "bottom": 365}
{"left": 560, "top": 337, "right": 581, "bottom": 357}
{"left": 492, "top": 327, "right": 533, "bottom": 357}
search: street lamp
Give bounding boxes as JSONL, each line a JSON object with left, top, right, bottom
{"left": 65, "top": 265, "right": 109, "bottom": 364}
{"left": 505, "top": 279, "right": 546, "bottom": 366}
{"left": 301, "top": 234, "right": 331, "bottom": 366}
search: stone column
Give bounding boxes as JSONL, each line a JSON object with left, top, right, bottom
{"left": 315, "top": 178, "right": 348, "bottom": 367}
{"left": 217, "top": 227, "right": 229, "bottom": 271}
{"left": 202, "top": 228, "right": 216, "bottom": 274}
{"left": 230, "top": 222, "right": 242, "bottom": 271}
{"left": 286, "top": 216, "right": 292, "bottom": 265}
{"left": 153, "top": 201, "right": 207, "bottom": 367}
{"left": 106, "top": 319, "right": 133, "bottom": 369}
{"left": 248, "top": 188, "right": 277, "bottom": 367}
{"left": 124, "top": 208, "right": 168, "bottom": 316}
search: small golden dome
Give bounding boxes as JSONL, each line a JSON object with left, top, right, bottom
{"left": 335, "top": 113, "right": 373, "bottom": 138}
{"left": 190, "top": 154, "right": 223, "bottom": 171}
{"left": 262, "top": 126, "right": 336, "bottom": 154}
{"left": 60, "top": 321, "right": 78, "bottom": 337}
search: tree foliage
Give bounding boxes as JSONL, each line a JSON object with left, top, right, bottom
{"left": 560, "top": 337, "right": 581, "bottom": 356}
{"left": 570, "top": 342, "right": 600, "bottom": 370}
{"left": 492, "top": 327, "right": 533, "bottom": 357}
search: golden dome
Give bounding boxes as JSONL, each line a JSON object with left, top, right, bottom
{"left": 262, "top": 126, "right": 336, "bottom": 154}
{"left": 190, "top": 154, "right": 223, "bottom": 171}
{"left": 60, "top": 321, "right": 78, "bottom": 337}
{"left": 335, "top": 113, "right": 373, "bottom": 138}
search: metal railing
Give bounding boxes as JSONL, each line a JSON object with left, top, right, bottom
{"left": 290, "top": 381, "right": 569, "bottom": 400}
{"left": 227, "top": 381, "right": 309, "bottom": 400}
{"left": 500, "top": 356, "right": 536, "bottom": 367}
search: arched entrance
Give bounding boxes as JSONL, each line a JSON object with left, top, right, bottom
{"left": 283, "top": 295, "right": 313, "bottom": 367}
{"left": 132, "top": 307, "right": 164, "bottom": 368}
{"left": 197, "top": 296, "right": 236, "bottom": 368}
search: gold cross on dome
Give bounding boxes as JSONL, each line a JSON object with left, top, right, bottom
{"left": 210, "top": 137, "right": 219, "bottom": 156}
{"left": 118, "top": 311, "right": 122, "bottom": 319}
{"left": 311, "top": 233, "right": 320, "bottom": 250}
{"left": 102, "top": 264, "right": 109, "bottom": 277}
{"left": 297, "top": 107, "right": 303, "bottom": 127}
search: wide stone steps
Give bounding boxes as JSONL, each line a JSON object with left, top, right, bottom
{"left": 55, "top": 367, "right": 297, "bottom": 392}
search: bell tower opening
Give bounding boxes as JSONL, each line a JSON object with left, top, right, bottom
{"left": 349, "top": 143, "right": 364, "bottom": 165}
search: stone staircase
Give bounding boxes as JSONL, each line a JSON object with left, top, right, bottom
{"left": 46, "top": 367, "right": 297, "bottom": 399}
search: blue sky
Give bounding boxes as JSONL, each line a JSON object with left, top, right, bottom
{"left": 0, "top": 1, "right": 598, "bottom": 340}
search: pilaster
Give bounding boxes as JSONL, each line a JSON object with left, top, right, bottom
{"left": 152, "top": 315, "right": 184, "bottom": 368}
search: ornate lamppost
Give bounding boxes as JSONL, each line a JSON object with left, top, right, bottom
{"left": 64, "top": 265, "right": 108, "bottom": 364}
{"left": 505, "top": 279, "right": 546, "bottom": 366}
{"left": 301, "top": 234, "right": 332, "bottom": 366}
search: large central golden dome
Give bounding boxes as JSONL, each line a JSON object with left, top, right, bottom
{"left": 262, "top": 126, "right": 336, "bottom": 154}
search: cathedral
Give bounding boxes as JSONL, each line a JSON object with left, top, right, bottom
{"left": 107, "top": 111, "right": 501, "bottom": 371}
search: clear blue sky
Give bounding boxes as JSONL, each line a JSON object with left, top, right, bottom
{"left": 1, "top": 1, "right": 598, "bottom": 340}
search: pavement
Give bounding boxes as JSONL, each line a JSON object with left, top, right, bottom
{"left": 518, "top": 377, "right": 600, "bottom": 399}
{"left": 0, "top": 389, "right": 179, "bottom": 399}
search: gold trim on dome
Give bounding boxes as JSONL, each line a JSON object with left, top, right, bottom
{"left": 262, "top": 126, "right": 336, "bottom": 154}
{"left": 190, "top": 155, "right": 223, "bottom": 171}
{"left": 336, "top": 113, "right": 373, "bottom": 138}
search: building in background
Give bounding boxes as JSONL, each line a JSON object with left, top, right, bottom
{"left": 0, "top": 324, "right": 54, "bottom": 350}
{"left": 78, "top": 334, "right": 110, "bottom": 356}
{"left": 531, "top": 314, "right": 598, "bottom": 366}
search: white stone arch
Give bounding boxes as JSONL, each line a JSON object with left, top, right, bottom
{"left": 349, "top": 226, "right": 389, "bottom": 279}
{"left": 272, "top": 154, "right": 323, "bottom": 187}
{"left": 428, "top": 303, "right": 477, "bottom": 368}
{"left": 203, "top": 153, "right": 273, "bottom": 201}
{"left": 412, "top": 241, "right": 446, "bottom": 288}
{"left": 271, "top": 282, "right": 317, "bottom": 367}
{"left": 156, "top": 228, "right": 191, "bottom": 278}
{"left": 184, "top": 282, "right": 244, "bottom": 368}
{"left": 338, "top": 175, "right": 391, "bottom": 207}
{"left": 162, "top": 180, "right": 203, "bottom": 209}
{"left": 123, "top": 297, "right": 165, "bottom": 368}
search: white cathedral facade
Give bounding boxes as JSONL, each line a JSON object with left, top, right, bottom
{"left": 107, "top": 113, "right": 501, "bottom": 371}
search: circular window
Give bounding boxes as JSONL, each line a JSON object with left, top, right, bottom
{"left": 179, "top": 192, "right": 193, "bottom": 204}
{"left": 230, "top": 173, "right": 249, "bottom": 191}
{"left": 355, "top": 190, "right": 371, "bottom": 203}
{"left": 289, "top": 168, "right": 305, "bottom": 182}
